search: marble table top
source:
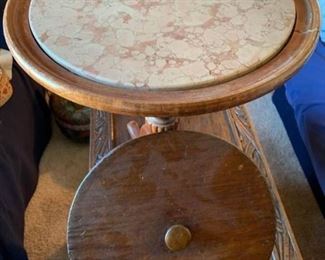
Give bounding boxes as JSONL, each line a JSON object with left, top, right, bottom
{"left": 29, "top": 0, "right": 296, "bottom": 90}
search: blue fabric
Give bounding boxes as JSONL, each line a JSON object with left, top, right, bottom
{"left": 285, "top": 40, "right": 325, "bottom": 197}
{"left": 273, "top": 89, "right": 325, "bottom": 214}
{"left": 284, "top": 0, "right": 325, "bottom": 198}
{"left": 320, "top": 0, "right": 325, "bottom": 43}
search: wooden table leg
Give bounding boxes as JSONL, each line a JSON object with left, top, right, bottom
{"left": 127, "top": 117, "right": 178, "bottom": 139}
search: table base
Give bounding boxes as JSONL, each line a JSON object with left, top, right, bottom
{"left": 89, "top": 106, "right": 303, "bottom": 260}
{"left": 127, "top": 117, "right": 178, "bottom": 139}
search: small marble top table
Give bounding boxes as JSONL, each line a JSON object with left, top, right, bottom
{"left": 3, "top": 0, "right": 320, "bottom": 259}
{"left": 4, "top": 0, "right": 319, "bottom": 118}
{"left": 23, "top": 0, "right": 318, "bottom": 135}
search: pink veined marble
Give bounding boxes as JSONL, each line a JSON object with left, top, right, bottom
{"left": 29, "top": 0, "right": 296, "bottom": 90}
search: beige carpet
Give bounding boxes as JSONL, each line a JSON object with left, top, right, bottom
{"left": 24, "top": 124, "right": 89, "bottom": 260}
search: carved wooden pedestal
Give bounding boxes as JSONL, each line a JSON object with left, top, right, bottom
{"left": 90, "top": 107, "right": 303, "bottom": 260}
{"left": 127, "top": 117, "right": 178, "bottom": 139}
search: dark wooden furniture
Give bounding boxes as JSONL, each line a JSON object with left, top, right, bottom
{"left": 3, "top": 0, "right": 320, "bottom": 259}
{"left": 69, "top": 131, "right": 275, "bottom": 259}
{"left": 89, "top": 108, "right": 305, "bottom": 259}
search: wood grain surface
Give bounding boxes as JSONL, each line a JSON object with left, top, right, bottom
{"left": 3, "top": 0, "right": 320, "bottom": 116}
{"left": 88, "top": 109, "right": 304, "bottom": 259}
{"left": 69, "top": 131, "right": 275, "bottom": 259}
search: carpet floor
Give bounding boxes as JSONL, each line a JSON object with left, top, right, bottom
{"left": 24, "top": 124, "right": 89, "bottom": 260}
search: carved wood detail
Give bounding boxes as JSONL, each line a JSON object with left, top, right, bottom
{"left": 227, "top": 106, "right": 303, "bottom": 260}
{"left": 89, "top": 110, "right": 112, "bottom": 168}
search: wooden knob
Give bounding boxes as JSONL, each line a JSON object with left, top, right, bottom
{"left": 164, "top": 225, "right": 192, "bottom": 252}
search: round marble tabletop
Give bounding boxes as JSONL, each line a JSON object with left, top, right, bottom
{"left": 29, "top": 0, "right": 296, "bottom": 90}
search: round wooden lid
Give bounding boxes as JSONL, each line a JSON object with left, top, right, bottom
{"left": 29, "top": 0, "right": 295, "bottom": 90}
{"left": 68, "top": 131, "right": 275, "bottom": 259}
